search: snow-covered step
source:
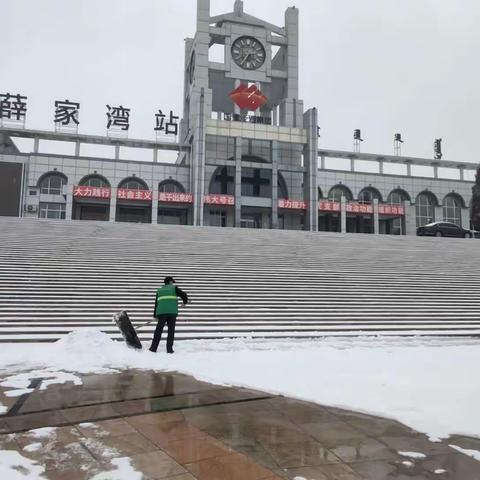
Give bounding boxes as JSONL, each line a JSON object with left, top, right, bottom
{"left": 1, "top": 217, "right": 480, "bottom": 342}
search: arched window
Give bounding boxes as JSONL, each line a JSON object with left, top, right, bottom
{"left": 278, "top": 173, "right": 289, "bottom": 200}
{"left": 416, "top": 192, "right": 438, "bottom": 227}
{"left": 80, "top": 175, "right": 110, "bottom": 188}
{"left": 210, "top": 166, "right": 235, "bottom": 195}
{"left": 318, "top": 187, "right": 323, "bottom": 199}
{"left": 358, "top": 187, "right": 382, "bottom": 204}
{"left": 38, "top": 172, "right": 67, "bottom": 195}
{"left": 159, "top": 180, "right": 185, "bottom": 194}
{"left": 443, "top": 194, "right": 464, "bottom": 227}
{"left": 328, "top": 185, "right": 353, "bottom": 202}
{"left": 388, "top": 189, "right": 410, "bottom": 205}
{"left": 118, "top": 178, "right": 148, "bottom": 190}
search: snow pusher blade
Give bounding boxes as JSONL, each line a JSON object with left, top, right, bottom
{"left": 113, "top": 311, "right": 143, "bottom": 350}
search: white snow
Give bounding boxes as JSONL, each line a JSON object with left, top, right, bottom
{"left": 28, "top": 427, "right": 57, "bottom": 439}
{"left": 399, "top": 451, "right": 427, "bottom": 459}
{"left": 401, "top": 460, "right": 414, "bottom": 467}
{"left": 22, "top": 443, "right": 42, "bottom": 453}
{"left": 0, "top": 450, "right": 45, "bottom": 479}
{"left": 89, "top": 457, "right": 143, "bottom": 480}
{"left": 0, "top": 330, "right": 480, "bottom": 442}
{"left": 435, "top": 469, "right": 447, "bottom": 474}
{"left": 449, "top": 445, "right": 480, "bottom": 462}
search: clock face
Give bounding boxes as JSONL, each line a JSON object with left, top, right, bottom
{"left": 231, "top": 36, "right": 266, "bottom": 70}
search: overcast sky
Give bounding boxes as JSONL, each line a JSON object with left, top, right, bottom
{"left": 2, "top": 0, "right": 479, "bottom": 165}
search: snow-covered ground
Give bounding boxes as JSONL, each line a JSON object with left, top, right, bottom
{"left": 1, "top": 330, "right": 480, "bottom": 443}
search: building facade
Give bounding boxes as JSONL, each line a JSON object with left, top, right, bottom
{"left": 0, "top": 0, "right": 476, "bottom": 235}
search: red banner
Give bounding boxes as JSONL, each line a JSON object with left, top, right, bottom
{"left": 318, "top": 200, "right": 341, "bottom": 212}
{"left": 278, "top": 199, "right": 307, "bottom": 210}
{"left": 204, "top": 194, "right": 235, "bottom": 206}
{"left": 346, "top": 203, "right": 373, "bottom": 214}
{"left": 379, "top": 204, "right": 405, "bottom": 216}
{"left": 73, "top": 186, "right": 111, "bottom": 199}
{"left": 117, "top": 189, "right": 152, "bottom": 201}
{"left": 159, "top": 192, "right": 193, "bottom": 204}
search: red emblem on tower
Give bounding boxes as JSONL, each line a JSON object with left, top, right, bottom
{"left": 229, "top": 84, "right": 268, "bottom": 111}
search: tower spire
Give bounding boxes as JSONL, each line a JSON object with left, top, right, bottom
{"left": 234, "top": 0, "right": 244, "bottom": 16}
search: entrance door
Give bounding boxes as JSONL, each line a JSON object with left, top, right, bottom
{"left": 241, "top": 214, "right": 262, "bottom": 229}
{"left": 118, "top": 206, "right": 151, "bottom": 223}
{"left": 79, "top": 205, "right": 109, "bottom": 221}
{"left": 158, "top": 208, "right": 187, "bottom": 225}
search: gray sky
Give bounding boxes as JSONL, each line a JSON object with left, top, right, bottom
{"left": 2, "top": 0, "right": 480, "bottom": 164}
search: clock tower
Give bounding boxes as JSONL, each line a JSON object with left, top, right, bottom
{"left": 181, "top": 0, "right": 318, "bottom": 231}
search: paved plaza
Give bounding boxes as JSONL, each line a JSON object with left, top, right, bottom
{"left": 0, "top": 369, "right": 479, "bottom": 479}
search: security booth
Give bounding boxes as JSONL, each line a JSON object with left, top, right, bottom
{"left": 73, "top": 175, "right": 111, "bottom": 221}
{"left": 116, "top": 178, "right": 152, "bottom": 223}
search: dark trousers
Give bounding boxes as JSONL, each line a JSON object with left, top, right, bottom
{"left": 150, "top": 314, "right": 177, "bottom": 352}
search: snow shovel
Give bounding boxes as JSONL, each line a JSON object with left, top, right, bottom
{"left": 113, "top": 311, "right": 145, "bottom": 350}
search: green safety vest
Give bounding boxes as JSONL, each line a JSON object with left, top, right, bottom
{"left": 155, "top": 284, "right": 179, "bottom": 316}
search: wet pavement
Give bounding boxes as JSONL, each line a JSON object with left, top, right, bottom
{"left": 0, "top": 369, "right": 479, "bottom": 479}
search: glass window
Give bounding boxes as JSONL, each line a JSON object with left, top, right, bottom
{"left": 82, "top": 177, "right": 109, "bottom": 188}
{"left": 388, "top": 190, "right": 408, "bottom": 205}
{"left": 359, "top": 188, "right": 381, "bottom": 204}
{"left": 210, "top": 210, "right": 227, "bottom": 227}
{"left": 210, "top": 167, "right": 235, "bottom": 195}
{"left": 328, "top": 186, "right": 352, "bottom": 202}
{"left": 119, "top": 180, "right": 147, "bottom": 190}
{"left": 39, "top": 203, "right": 66, "bottom": 220}
{"left": 39, "top": 175, "right": 66, "bottom": 195}
{"left": 416, "top": 193, "right": 436, "bottom": 227}
{"left": 159, "top": 181, "right": 185, "bottom": 193}
{"left": 443, "top": 195, "right": 462, "bottom": 227}
{"left": 241, "top": 168, "right": 271, "bottom": 197}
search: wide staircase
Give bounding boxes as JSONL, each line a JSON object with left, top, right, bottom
{"left": 0, "top": 217, "right": 480, "bottom": 343}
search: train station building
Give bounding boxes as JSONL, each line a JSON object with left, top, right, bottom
{"left": 0, "top": 0, "right": 476, "bottom": 235}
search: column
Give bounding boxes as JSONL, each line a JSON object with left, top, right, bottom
{"left": 350, "top": 158, "right": 355, "bottom": 172}
{"left": 461, "top": 207, "right": 471, "bottom": 230}
{"left": 405, "top": 161, "right": 412, "bottom": 177}
{"left": 433, "top": 163, "right": 439, "bottom": 179}
{"left": 75, "top": 140, "right": 81, "bottom": 157}
{"left": 302, "top": 108, "right": 319, "bottom": 232}
{"left": 151, "top": 190, "right": 158, "bottom": 224}
{"left": 459, "top": 167, "right": 465, "bottom": 181}
{"left": 271, "top": 141, "right": 279, "bottom": 229}
{"left": 234, "top": 137, "right": 242, "bottom": 228}
{"left": 34, "top": 137, "right": 40, "bottom": 154}
{"left": 65, "top": 184, "right": 73, "bottom": 221}
{"left": 109, "top": 188, "right": 117, "bottom": 222}
{"left": 373, "top": 198, "right": 379, "bottom": 235}
{"left": 435, "top": 205, "right": 443, "bottom": 223}
{"left": 115, "top": 145, "right": 120, "bottom": 160}
{"left": 341, "top": 196, "right": 347, "bottom": 233}
{"left": 405, "top": 201, "right": 416, "bottom": 236}
{"left": 153, "top": 148, "right": 158, "bottom": 163}
{"left": 320, "top": 155, "right": 325, "bottom": 170}
{"left": 378, "top": 160, "right": 384, "bottom": 175}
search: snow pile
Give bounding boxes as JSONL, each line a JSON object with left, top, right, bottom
{"left": 449, "top": 445, "right": 480, "bottom": 462}
{"left": 399, "top": 451, "right": 427, "bottom": 459}
{"left": 90, "top": 457, "right": 143, "bottom": 480}
{"left": 0, "top": 450, "right": 45, "bottom": 479}
{"left": 1, "top": 331, "right": 480, "bottom": 442}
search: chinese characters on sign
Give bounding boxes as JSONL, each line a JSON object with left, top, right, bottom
{"left": 346, "top": 203, "right": 374, "bottom": 214}
{"left": 318, "top": 200, "right": 341, "bottom": 212}
{"left": 222, "top": 113, "right": 272, "bottom": 125}
{"left": 0, "top": 92, "right": 179, "bottom": 139}
{"left": 278, "top": 199, "right": 307, "bottom": 210}
{"left": 204, "top": 195, "right": 235, "bottom": 206}
{"left": 55, "top": 99, "right": 80, "bottom": 133}
{"left": 106, "top": 105, "right": 130, "bottom": 136}
{"left": 73, "top": 186, "right": 111, "bottom": 199}
{"left": 117, "top": 189, "right": 152, "bottom": 201}
{"left": 0, "top": 93, "right": 27, "bottom": 128}
{"left": 379, "top": 204, "right": 405, "bottom": 216}
{"left": 159, "top": 192, "right": 193, "bottom": 204}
